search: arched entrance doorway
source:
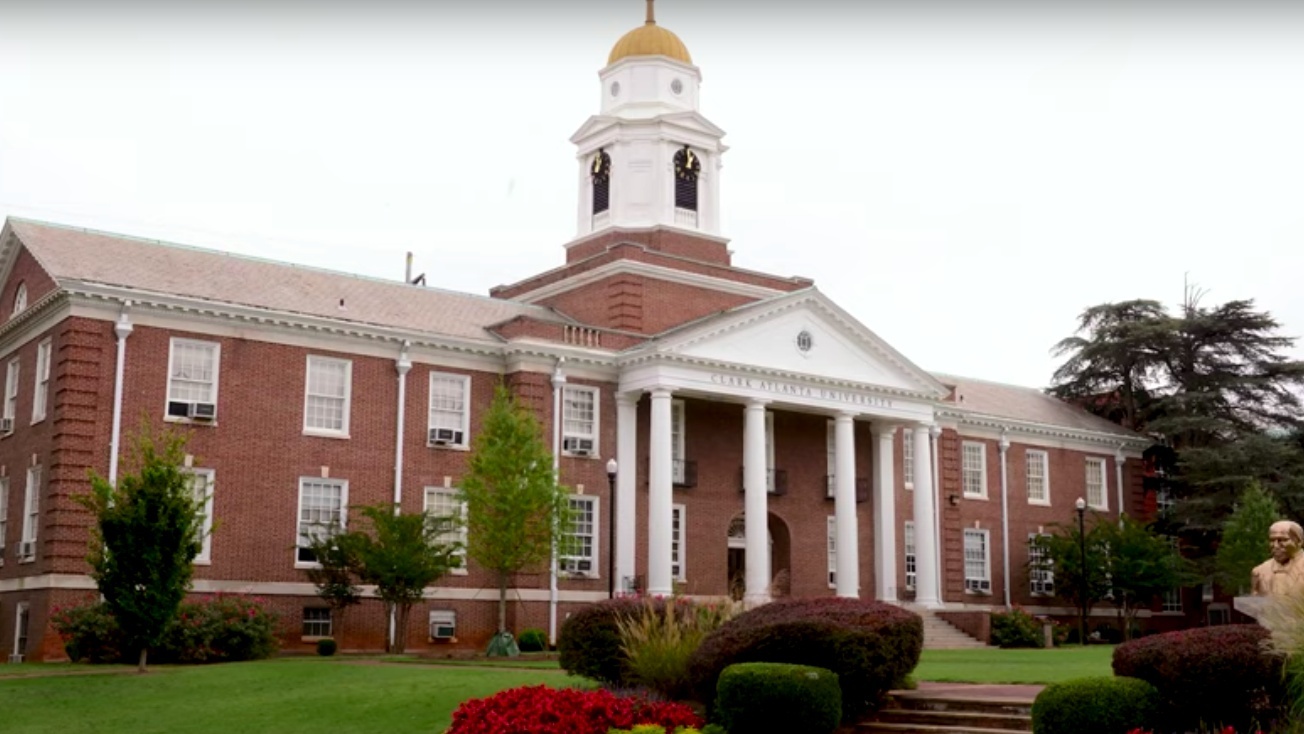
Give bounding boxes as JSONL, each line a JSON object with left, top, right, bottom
{"left": 726, "top": 512, "right": 791, "bottom": 601}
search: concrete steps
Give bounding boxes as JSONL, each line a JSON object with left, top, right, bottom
{"left": 904, "top": 606, "right": 987, "bottom": 649}
{"left": 858, "top": 690, "right": 1033, "bottom": 734}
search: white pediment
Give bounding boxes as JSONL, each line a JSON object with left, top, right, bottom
{"left": 652, "top": 291, "right": 946, "bottom": 398}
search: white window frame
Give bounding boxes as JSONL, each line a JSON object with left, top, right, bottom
{"left": 902, "top": 428, "right": 914, "bottom": 489}
{"left": 560, "top": 495, "right": 598, "bottom": 578}
{"left": 825, "top": 420, "right": 837, "bottom": 498}
{"left": 671, "top": 399, "right": 686, "bottom": 484}
{"left": 827, "top": 515, "right": 837, "bottom": 589}
{"left": 302, "top": 355, "right": 352, "bottom": 437}
{"left": 295, "top": 477, "right": 348, "bottom": 567}
{"left": 302, "top": 607, "right": 332, "bottom": 639}
{"left": 1086, "top": 456, "right": 1109, "bottom": 510}
{"left": 561, "top": 385, "right": 600, "bottom": 457}
{"left": 1026, "top": 450, "right": 1050, "bottom": 506}
{"left": 963, "top": 528, "right": 991, "bottom": 594}
{"left": 20, "top": 465, "right": 40, "bottom": 561}
{"left": 427, "top": 372, "right": 471, "bottom": 449}
{"left": 12, "top": 283, "right": 27, "bottom": 318}
{"left": 31, "top": 338, "right": 51, "bottom": 424}
{"left": 1156, "top": 487, "right": 1175, "bottom": 513}
{"left": 904, "top": 520, "right": 916, "bottom": 590}
{"left": 188, "top": 468, "right": 215, "bottom": 565}
{"left": 424, "top": 486, "right": 468, "bottom": 575}
{"left": 962, "top": 441, "right": 987, "bottom": 499}
{"left": 165, "top": 338, "right": 221, "bottom": 423}
{"left": 1028, "top": 533, "right": 1054, "bottom": 596}
{"left": 672, "top": 503, "right": 686, "bottom": 582}
{"left": 0, "top": 477, "right": 8, "bottom": 566}
{"left": 13, "top": 601, "right": 29, "bottom": 658}
{"left": 4, "top": 358, "right": 19, "bottom": 431}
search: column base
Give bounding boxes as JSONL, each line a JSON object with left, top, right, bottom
{"left": 743, "top": 592, "right": 772, "bottom": 610}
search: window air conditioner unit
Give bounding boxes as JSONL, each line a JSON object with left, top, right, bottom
{"left": 563, "top": 437, "right": 594, "bottom": 456}
{"left": 7, "top": 654, "right": 22, "bottom": 664}
{"left": 19, "top": 541, "right": 34, "bottom": 559}
{"left": 965, "top": 578, "right": 991, "bottom": 593}
{"left": 188, "top": 402, "right": 217, "bottom": 421}
{"left": 562, "top": 558, "right": 592, "bottom": 575}
{"left": 429, "top": 428, "right": 463, "bottom": 446}
{"left": 429, "top": 611, "right": 456, "bottom": 640}
{"left": 0, "top": 417, "right": 12, "bottom": 433}
{"left": 166, "top": 400, "right": 191, "bottom": 418}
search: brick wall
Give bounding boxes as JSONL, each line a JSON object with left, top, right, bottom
{"left": 538, "top": 273, "right": 756, "bottom": 334}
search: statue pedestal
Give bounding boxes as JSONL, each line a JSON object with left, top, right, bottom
{"left": 1233, "top": 595, "right": 1266, "bottom": 621}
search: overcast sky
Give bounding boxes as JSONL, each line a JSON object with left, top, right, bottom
{"left": 2, "top": 1, "right": 1301, "bottom": 389}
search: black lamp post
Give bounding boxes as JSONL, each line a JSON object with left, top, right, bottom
{"left": 606, "top": 458, "right": 618, "bottom": 599}
{"left": 1075, "top": 496, "right": 1087, "bottom": 646}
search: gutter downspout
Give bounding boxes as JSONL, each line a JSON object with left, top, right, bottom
{"left": 388, "top": 341, "right": 412, "bottom": 652}
{"left": 108, "top": 301, "right": 134, "bottom": 485}
{"left": 548, "top": 359, "right": 566, "bottom": 648}
{"left": 999, "top": 430, "right": 1012, "bottom": 610}
{"left": 930, "top": 423, "right": 943, "bottom": 598}
{"left": 1115, "top": 444, "right": 1127, "bottom": 523}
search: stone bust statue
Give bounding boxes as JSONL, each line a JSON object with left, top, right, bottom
{"left": 1251, "top": 520, "right": 1304, "bottom": 598}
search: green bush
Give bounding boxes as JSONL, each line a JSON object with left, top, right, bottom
{"left": 990, "top": 607, "right": 1044, "bottom": 649}
{"left": 715, "top": 662, "right": 841, "bottom": 734}
{"left": 518, "top": 628, "right": 548, "bottom": 653}
{"left": 316, "top": 638, "right": 337, "bottom": 656}
{"left": 51, "top": 599, "right": 123, "bottom": 663}
{"left": 619, "top": 598, "right": 740, "bottom": 700}
{"left": 1031, "top": 676, "right": 1159, "bottom": 734}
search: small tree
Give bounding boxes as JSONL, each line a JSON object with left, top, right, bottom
{"left": 79, "top": 423, "right": 205, "bottom": 672}
{"left": 1097, "top": 515, "right": 1194, "bottom": 639}
{"left": 460, "top": 385, "right": 571, "bottom": 654}
{"left": 347, "top": 503, "right": 462, "bottom": 654}
{"left": 1216, "top": 482, "right": 1281, "bottom": 595}
{"left": 303, "top": 534, "right": 362, "bottom": 643}
{"left": 1033, "top": 517, "right": 1113, "bottom": 643}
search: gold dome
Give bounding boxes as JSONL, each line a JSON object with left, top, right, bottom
{"left": 607, "top": 1, "right": 692, "bottom": 65}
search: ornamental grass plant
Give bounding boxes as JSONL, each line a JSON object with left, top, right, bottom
{"left": 617, "top": 596, "right": 741, "bottom": 701}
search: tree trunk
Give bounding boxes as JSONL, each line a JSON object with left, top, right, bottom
{"left": 394, "top": 604, "right": 410, "bottom": 654}
{"left": 498, "top": 572, "right": 508, "bottom": 634}
{"left": 137, "top": 647, "right": 148, "bottom": 673}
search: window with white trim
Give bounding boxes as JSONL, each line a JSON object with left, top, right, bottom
{"left": 562, "top": 385, "right": 599, "bottom": 456}
{"left": 166, "top": 339, "right": 220, "bottom": 421}
{"left": 428, "top": 373, "right": 470, "bottom": 447}
{"left": 561, "top": 495, "right": 598, "bottom": 577}
{"left": 963, "top": 528, "right": 991, "bottom": 593}
{"left": 962, "top": 442, "right": 987, "bottom": 498}
{"left": 1162, "top": 588, "right": 1183, "bottom": 613}
{"left": 902, "top": 429, "right": 914, "bottom": 488}
{"left": 20, "top": 465, "right": 40, "bottom": 561}
{"left": 672, "top": 504, "right": 686, "bottom": 581}
{"left": 825, "top": 420, "right": 836, "bottom": 498}
{"left": 304, "top": 356, "right": 351, "bottom": 436}
{"left": 296, "top": 478, "right": 347, "bottom": 565}
{"left": 827, "top": 516, "right": 837, "bottom": 588}
{"left": 31, "top": 338, "right": 51, "bottom": 424}
{"left": 904, "top": 521, "right": 916, "bottom": 590}
{"left": 4, "top": 358, "right": 19, "bottom": 431}
{"left": 1026, "top": 450, "right": 1049, "bottom": 505}
{"left": 14, "top": 601, "right": 29, "bottom": 658}
{"left": 1028, "top": 534, "right": 1054, "bottom": 595}
{"left": 302, "top": 608, "right": 332, "bottom": 638}
{"left": 188, "top": 469, "right": 215, "bottom": 564}
{"left": 671, "top": 399, "right": 686, "bottom": 484}
{"left": 1156, "top": 487, "right": 1174, "bottom": 513}
{"left": 424, "top": 487, "right": 467, "bottom": 574}
{"left": 1086, "top": 457, "right": 1108, "bottom": 510}
{"left": 0, "top": 477, "right": 7, "bottom": 564}
{"left": 12, "top": 283, "right": 27, "bottom": 318}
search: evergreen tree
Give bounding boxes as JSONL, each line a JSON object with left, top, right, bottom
{"left": 1215, "top": 482, "right": 1281, "bottom": 595}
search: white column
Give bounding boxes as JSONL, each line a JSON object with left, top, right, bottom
{"left": 834, "top": 412, "right": 859, "bottom": 598}
{"left": 647, "top": 388, "right": 675, "bottom": 597}
{"left": 616, "top": 393, "right": 639, "bottom": 594}
{"left": 912, "top": 424, "right": 942, "bottom": 608}
{"left": 871, "top": 423, "right": 897, "bottom": 602}
{"left": 743, "top": 399, "right": 771, "bottom": 607}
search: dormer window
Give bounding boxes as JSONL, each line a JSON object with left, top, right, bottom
{"left": 11, "top": 283, "right": 26, "bottom": 319}
{"left": 591, "top": 149, "right": 611, "bottom": 215}
{"left": 673, "top": 146, "right": 700, "bottom": 212}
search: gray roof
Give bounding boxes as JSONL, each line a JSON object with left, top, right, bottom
{"left": 933, "top": 373, "right": 1144, "bottom": 440}
{"left": 7, "top": 219, "right": 564, "bottom": 342}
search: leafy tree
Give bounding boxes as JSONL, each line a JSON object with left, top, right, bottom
{"left": 78, "top": 423, "right": 205, "bottom": 672}
{"left": 303, "top": 534, "right": 362, "bottom": 643}
{"left": 1032, "top": 517, "right": 1113, "bottom": 643}
{"left": 1216, "top": 482, "right": 1281, "bottom": 595}
{"left": 1096, "top": 515, "right": 1195, "bottom": 639}
{"left": 460, "top": 385, "right": 571, "bottom": 652}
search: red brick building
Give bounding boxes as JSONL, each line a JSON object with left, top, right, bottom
{"left": 0, "top": 7, "right": 1174, "bottom": 662}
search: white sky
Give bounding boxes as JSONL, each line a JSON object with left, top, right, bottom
{"left": 2, "top": 1, "right": 1302, "bottom": 388}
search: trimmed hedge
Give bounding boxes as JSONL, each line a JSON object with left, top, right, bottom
{"left": 1112, "top": 624, "right": 1286, "bottom": 731}
{"left": 315, "top": 638, "right": 337, "bottom": 656}
{"left": 559, "top": 597, "right": 672, "bottom": 686}
{"left": 715, "top": 662, "right": 841, "bottom": 734}
{"left": 1031, "top": 676, "right": 1159, "bottom": 734}
{"left": 687, "top": 597, "right": 922, "bottom": 721}
{"left": 517, "top": 628, "right": 547, "bottom": 653}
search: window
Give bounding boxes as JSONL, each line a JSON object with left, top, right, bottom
{"left": 188, "top": 469, "right": 215, "bottom": 564}
{"left": 1026, "top": 450, "right": 1049, "bottom": 505}
{"left": 428, "top": 373, "right": 470, "bottom": 448}
{"left": 1028, "top": 534, "right": 1054, "bottom": 595}
{"left": 1156, "top": 487, "right": 1174, "bottom": 513}
{"left": 0, "top": 477, "right": 7, "bottom": 564}
{"left": 14, "top": 602, "right": 29, "bottom": 658}
{"left": 591, "top": 149, "right": 611, "bottom": 215}
{"left": 1086, "top": 457, "right": 1108, "bottom": 510}
{"left": 902, "top": 429, "right": 914, "bottom": 488}
{"left": 561, "top": 495, "right": 597, "bottom": 577}
{"left": 827, "top": 516, "right": 837, "bottom": 588}
{"left": 904, "top": 521, "right": 916, "bottom": 590}
{"left": 673, "top": 146, "right": 700, "bottom": 212}
{"left": 31, "top": 339, "right": 51, "bottom": 423}
{"left": 825, "top": 420, "right": 836, "bottom": 498}
{"left": 4, "top": 358, "right": 19, "bottom": 431}
{"left": 302, "top": 608, "right": 332, "bottom": 638}
{"left": 296, "top": 478, "right": 347, "bottom": 565}
{"left": 303, "top": 356, "right": 351, "bottom": 436}
{"left": 561, "top": 385, "right": 599, "bottom": 456}
{"left": 963, "top": 528, "right": 991, "bottom": 593}
{"left": 424, "top": 487, "right": 467, "bottom": 574}
{"left": 12, "top": 283, "right": 27, "bottom": 318}
{"left": 671, "top": 399, "right": 686, "bottom": 484}
{"left": 1162, "top": 588, "right": 1183, "bottom": 613}
{"left": 20, "top": 465, "right": 39, "bottom": 561}
{"left": 672, "top": 504, "right": 686, "bottom": 581}
{"left": 962, "top": 442, "right": 987, "bottom": 498}
{"left": 166, "top": 339, "right": 220, "bottom": 420}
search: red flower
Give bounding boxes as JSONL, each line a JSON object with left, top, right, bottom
{"left": 446, "top": 685, "right": 702, "bottom": 734}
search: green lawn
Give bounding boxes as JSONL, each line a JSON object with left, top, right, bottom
{"left": 914, "top": 645, "right": 1116, "bottom": 684}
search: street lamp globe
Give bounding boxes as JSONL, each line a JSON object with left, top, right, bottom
{"left": 1075, "top": 497, "right": 1086, "bottom": 512}
{"left": 606, "top": 458, "right": 618, "bottom": 477}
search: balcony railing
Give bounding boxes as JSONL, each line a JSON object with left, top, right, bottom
{"left": 672, "top": 459, "right": 697, "bottom": 489}
{"left": 824, "top": 475, "right": 870, "bottom": 503}
{"left": 592, "top": 210, "right": 610, "bottom": 230}
{"left": 737, "top": 467, "right": 788, "bottom": 496}
{"left": 674, "top": 207, "right": 698, "bottom": 228}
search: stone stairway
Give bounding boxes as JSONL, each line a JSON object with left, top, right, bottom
{"left": 907, "top": 607, "right": 987, "bottom": 649}
{"left": 857, "top": 687, "right": 1035, "bottom": 734}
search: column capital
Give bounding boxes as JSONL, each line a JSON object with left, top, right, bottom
{"left": 615, "top": 391, "right": 640, "bottom": 407}
{"left": 835, "top": 411, "right": 857, "bottom": 423}
{"left": 871, "top": 422, "right": 898, "bottom": 438}
{"left": 744, "top": 398, "right": 770, "bottom": 410}
{"left": 929, "top": 423, "right": 942, "bottom": 438}
{"left": 647, "top": 386, "right": 676, "bottom": 399}
{"left": 999, "top": 428, "right": 1010, "bottom": 452}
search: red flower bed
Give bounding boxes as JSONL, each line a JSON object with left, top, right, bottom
{"left": 446, "top": 685, "right": 703, "bottom": 734}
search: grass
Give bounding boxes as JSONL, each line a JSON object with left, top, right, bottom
{"left": 914, "top": 644, "right": 1116, "bottom": 684}
{"left": 0, "top": 657, "right": 578, "bottom": 733}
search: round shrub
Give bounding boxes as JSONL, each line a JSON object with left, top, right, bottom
{"left": 990, "top": 607, "right": 1044, "bottom": 649}
{"left": 559, "top": 597, "right": 672, "bottom": 685}
{"left": 316, "top": 638, "right": 337, "bottom": 656}
{"left": 446, "top": 684, "right": 702, "bottom": 734}
{"left": 1031, "top": 676, "right": 1158, "bottom": 734}
{"left": 517, "top": 627, "right": 547, "bottom": 653}
{"left": 51, "top": 600, "right": 124, "bottom": 664}
{"left": 715, "top": 662, "right": 841, "bottom": 734}
{"left": 1112, "top": 624, "right": 1285, "bottom": 731}
{"left": 687, "top": 597, "right": 922, "bottom": 722}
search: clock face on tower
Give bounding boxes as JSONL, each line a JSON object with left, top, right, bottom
{"left": 673, "top": 146, "right": 700, "bottom": 182}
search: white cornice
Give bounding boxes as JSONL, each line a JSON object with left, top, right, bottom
{"left": 512, "top": 259, "right": 783, "bottom": 304}
{"left": 939, "top": 406, "right": 1149, "bottom": 453}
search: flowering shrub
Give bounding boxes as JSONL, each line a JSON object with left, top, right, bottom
{"left": 989, "top": 607, "right": 1043, "bottom": 648}
{"left": 51, "top": 598, "right": 122, "bottom": 663}
{"left": 445, "top": 685, "right": 702, "bottom": 734}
